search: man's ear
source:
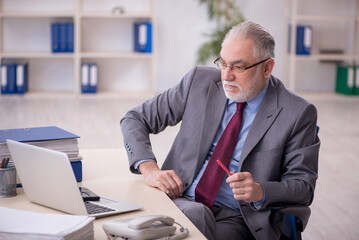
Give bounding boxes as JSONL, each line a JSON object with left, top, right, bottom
{"left": 263, "top": 59, "right": 275, "bottom": 79}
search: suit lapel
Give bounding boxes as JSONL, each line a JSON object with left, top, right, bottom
{"left": 239, "top": 78, "right": 283, "bottom": 169}
{"left": 197, "top": 80, "right": 227, "bottom": 169}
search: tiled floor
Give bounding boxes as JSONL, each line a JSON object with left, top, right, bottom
{"left": 1, "top": 92, "right": 358, "bottom": 239}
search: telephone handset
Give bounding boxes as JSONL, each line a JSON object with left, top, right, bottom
{"left": 102, "top": 215, "right": 189, "bottom": 240}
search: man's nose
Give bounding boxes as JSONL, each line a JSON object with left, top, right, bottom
{"left": 222, "top": 67, "right": 235, "bottom": 81}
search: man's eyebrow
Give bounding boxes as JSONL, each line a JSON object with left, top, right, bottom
{"left": 219, "top": 56, "right": 247, "bottom": 65}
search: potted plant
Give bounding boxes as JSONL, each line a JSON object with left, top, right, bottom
{"left": 197, "top": 0, "right": 245, "bottom": 64}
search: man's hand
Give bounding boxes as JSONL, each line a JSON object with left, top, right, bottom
{"left": 139, "top": 161, "right": 183, "bottom": 199}
{"left": 226, "top": 172, "right": 264, "bottom": 203}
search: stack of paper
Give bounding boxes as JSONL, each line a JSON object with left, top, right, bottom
{"left": 0, "top": 206, "right": 95, "bottom": 240}
{"left": 0, "top": 126, "right": 81, "bottom": 162}
{"left": 0, "top": 126, "right": 83, "bottom": 182}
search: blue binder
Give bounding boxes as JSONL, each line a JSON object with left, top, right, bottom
{"left": 81, "top": 63, "right": 90, "bottom": 93}
{"left": 81, "top": 63, "right": 98, "bottom": 94}
{"left": 1, "top": 64, "right": 7, "bottom": 94}
{"left": 51, "top": 23, "right": 60, "bottom": 53}
{"left": 0, "top": 64, "right": 16, "bottom": 94}
{"left": 16, "top": 63, "right": 28, "bottom": 94}
{"left": 296, "top": 25, "right": 312, "bottom": 55}
{"left": 0, "top": 126, "right": 80, "bottom": 143}
{"left": 89, "top": 64, "right": 98, "bottom": 93}
{"left": 66, "top": 23, "right": 74, "bottom": 53}
{"left": 71, "top": 161, "right": 82, "bottom": 182}
{"left": 287, "top": 25, "right": 313, "bottom": 55}
{"left": 134, "top": 22, "right": 152, "bottom": 53}
{"left": 59, "top": 23, "right": 67, "bottom": 52}
{"left": 0, "top": 126, "right": 82, "bottom": 182}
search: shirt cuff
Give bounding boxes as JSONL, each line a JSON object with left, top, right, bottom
{"left": 134, "top": 159, "right": 156, "bottom": 172}
{"left": 250, "top": 189, "right": 266, "bottom": 210}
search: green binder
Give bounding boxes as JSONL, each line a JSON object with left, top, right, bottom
{"left": 336, "top": 65, "right": 356, "bottom": 95}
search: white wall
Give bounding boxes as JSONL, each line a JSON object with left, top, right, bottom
{"left": 156, "top": 0, "right": 354, "bottom": 93}
{"left": 156, "top": 0, "right": 214, "bottom": 91}
{"left": 156, "top": 0, "right": 288, "bottom": 92}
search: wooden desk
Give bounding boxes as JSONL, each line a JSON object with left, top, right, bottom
{"left": 0, "top": 148, "right": 205, "bottom": 240}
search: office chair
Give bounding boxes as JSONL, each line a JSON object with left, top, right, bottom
{"left": 281, "top": 126, "right": 319, "bottom": 240}
{"left": 281, "top": 214, "right": 302, "bottom": 240}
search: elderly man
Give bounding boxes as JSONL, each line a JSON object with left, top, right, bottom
{"left": 121, "top": 20, "right": 320, "bottom": 240}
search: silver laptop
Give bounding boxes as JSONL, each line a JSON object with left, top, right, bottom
{"left": 7, "top": 139, "right": 142, "bottom": 218}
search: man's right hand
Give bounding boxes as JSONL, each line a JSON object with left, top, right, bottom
{"left": 139, "top": 161, "right": 183, "bottom": 199}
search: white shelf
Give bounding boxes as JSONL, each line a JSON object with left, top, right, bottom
{"left": 0, "top": 0, "right": 157, "bottom": 96}
{"left": 1, "top": 52, "right": 74, "bottom": 59}
{"left": 80, "top": 12, "right": 153, "bottom": 19}
{"left": 80, "top": 52, "right": 153, "bottom": 59}
{"left": 293, "top": 54, "right": 357, "bottom": 61}
{"left": 285, "top": 0, "right": 359, "bottom": 91}
{"left": 1, "top": 12, "right": 75, "bottom": 18}
{"left": 294, "top": 15, "right": 356, "bottom": 21}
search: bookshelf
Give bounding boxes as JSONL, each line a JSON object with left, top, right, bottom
{"left": 0, "top": 0, "right": 157, "bottom": 96}
{"left": 285, "top": 0, "right": 359, "bottom": 92}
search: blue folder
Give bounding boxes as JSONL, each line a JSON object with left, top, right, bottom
{"left": 134, "top": 22, "right": 152, "bottom": 53}
{"left": 59, "top": 23, "right": 67, "bottom": 52}
{"left": 81, "top": 63, "right": 98, "bottom": 94}
{"left": 0, "top": 64, "right": 16, "bottom": 94}
{"left": 81, "top": 63, "right": 90, "bottom": 93}
{"left": 16, "top": 63, "right": 28, "bottom": 94}
{"left": 0, "top": 126, "right": 79, "bottom": 143}
{"left": 51, "top": 23, "right": 60, "bottom": 53}
{"left": 287, "top": 25, "right": 313, "bottom": 55}
{"left": 89, "top": 64, "right": 98, "bottom": 93}
{"left": 296, "top": 25, "right": 312, "bottom": 55}
{"left": 1, "top": 126, "right": 82, "bottom": 182}
{"left": 66, "top": 23, "right": 74, "bottom": 53}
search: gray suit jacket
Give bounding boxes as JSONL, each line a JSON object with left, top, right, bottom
{"left": 121, "top": 66, "right": 320, "bottom": 239}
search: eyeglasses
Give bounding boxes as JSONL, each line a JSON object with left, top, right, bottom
{"left": 214, "top": 57, "right": 271, "bottom": 73}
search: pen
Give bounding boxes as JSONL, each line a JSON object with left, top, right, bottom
{"left": 3, "top": 158, "right": 10, "bottom": 168}
{"left": 0, "top": 158, "right": 6, "bottom": 168}
{"left": 216, "top": 159, "right": 233, "bottom": 176}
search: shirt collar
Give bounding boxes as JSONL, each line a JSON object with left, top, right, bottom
{"left": 228, "top": 81, "right": 269, "bottom": 114}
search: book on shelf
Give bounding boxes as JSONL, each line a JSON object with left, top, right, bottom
{"left": 0, "top": 126, "right": 82, "bottom": 182}
{"left": 51, "top": 22, "right": 74, "bottom": 53}
{"left": 0, "top": 206, "right": 95, "bottom": 240}
{"left": 1, "top": 63, "right": 28, "bottom": 95}
{"left": 81, "top": 63, "right": 98, "bottom": 94}
{"left": 288, "top": 24, "right": 313, "bottom": 55}
{"left": 134, "top": 22, "right": 152, "bottom": 53}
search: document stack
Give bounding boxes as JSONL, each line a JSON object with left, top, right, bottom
{"left": 0, "top": 126, "right": 83, "bottom": 182}
{"left": 0, "top": 206, "right": 95, "bottom": 240}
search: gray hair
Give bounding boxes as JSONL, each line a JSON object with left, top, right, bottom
{"left": 223, "top": 20, "right": 275, "bottom": 60}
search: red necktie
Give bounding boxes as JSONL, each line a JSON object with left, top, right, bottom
{"left": 195, "top": 102, "right": 246, "bottom": 210}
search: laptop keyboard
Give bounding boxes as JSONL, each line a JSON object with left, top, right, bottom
{"left": 85, "top": 201, "right": 116, "bottom": 214}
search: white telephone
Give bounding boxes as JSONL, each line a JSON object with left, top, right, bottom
{"left": 102, "top": 215, "right": 189, "bottom": 240}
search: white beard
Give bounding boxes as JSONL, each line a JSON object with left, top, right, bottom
{"left": 223, "top": 81, "right": 247, "bottom": 102}
{"left": 222, "top": 68, "right": 263, "bottom": 103}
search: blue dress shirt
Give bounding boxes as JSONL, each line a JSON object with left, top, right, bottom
{"left": 184, "top": 82, "right": 269, "bottom": 211}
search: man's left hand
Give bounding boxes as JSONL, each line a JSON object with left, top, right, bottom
{"left": 226, "top": 172, "right": 264, "bottom": 203}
